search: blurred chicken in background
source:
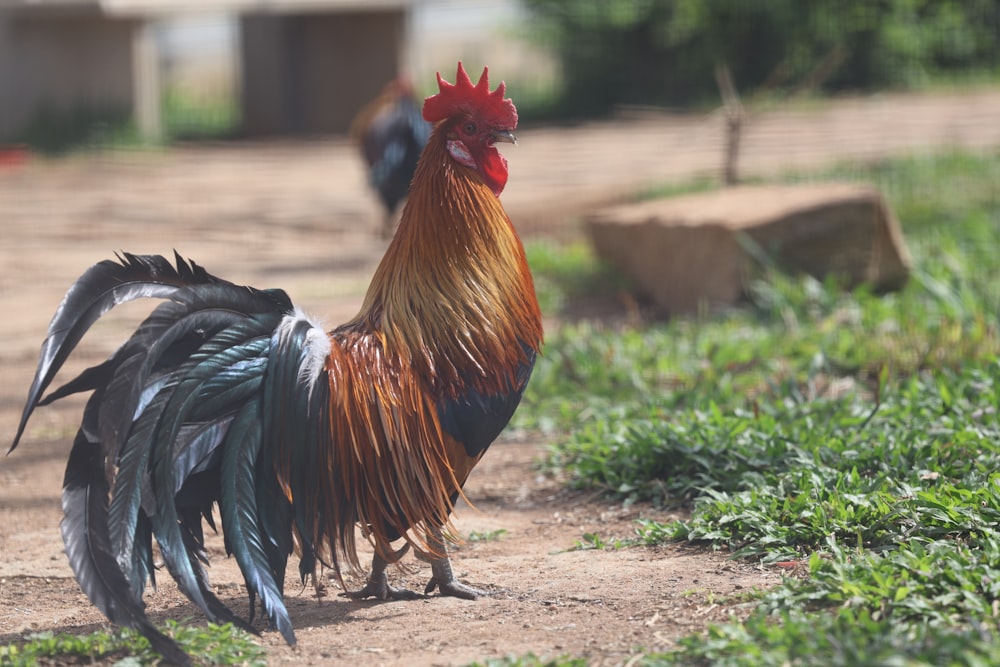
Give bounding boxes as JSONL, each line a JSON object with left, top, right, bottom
{"left": 350, "top": 77, "right": 432, "bottom": 238}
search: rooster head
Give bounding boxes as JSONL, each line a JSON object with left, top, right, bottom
{"left": 423, "top": 62, "right": 517, "bottom": 196}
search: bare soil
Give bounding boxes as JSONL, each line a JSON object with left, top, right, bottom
{"left": 2, "top": 88, "right": 1000, "bottom": 665}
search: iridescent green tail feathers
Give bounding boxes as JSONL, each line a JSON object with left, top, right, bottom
{"left": 11, "top": 253, "right": 331, "bottom": 663}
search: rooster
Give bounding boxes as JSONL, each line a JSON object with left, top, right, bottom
{"left": 9, "top": 62, "right": 542, "bottom": 666}
{"left": 350, "top": 77, "right": 433, "bottom": 237}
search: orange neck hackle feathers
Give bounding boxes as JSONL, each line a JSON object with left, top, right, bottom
{"left": 348, "top": 61, "right": 539, "bottom": 398}
{"left": 354, "top": 126, "right": 541, "bottom": 394}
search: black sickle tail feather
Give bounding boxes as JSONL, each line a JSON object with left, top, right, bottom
{"left": 10, "top": 252, "right": 223, "bottom": 453}
{"left": 10, "top": 254, "right": 330, "bottom": 663}
{"left": 220, "top": 399, "right": 295, "bottom": 644}
{"left": 262, "top": 314, "right": 330, "bottom": 574}
{"left": 62, "top": 399, "right": 194, "bottom": 667}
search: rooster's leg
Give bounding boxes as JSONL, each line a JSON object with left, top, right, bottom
{"left": 344, "top": 543, "right": 421, "bottom": 601}
{"left": 421, "top": 525, "right": 487, "bottom": 600}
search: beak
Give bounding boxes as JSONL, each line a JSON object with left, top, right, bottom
{"left": 492, "top": 130, "right": 517, "bottom": 146}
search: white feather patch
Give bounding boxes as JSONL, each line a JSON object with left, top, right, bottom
{"left": 275, "top": 308, "right": 330, "bottom": 395}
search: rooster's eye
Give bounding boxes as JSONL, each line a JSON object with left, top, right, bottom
{"left": 463, "top": 122, "right": 477, "bottom": 135}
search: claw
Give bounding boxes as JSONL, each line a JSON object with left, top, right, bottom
{"left": 342, "top": 544, "right": 422, "bottom": 601}
{"left": 344, "top": 576, "right": 423, "bottom": 601}
{"left": 424, "top": 576, "right": 485, "bottom": 600}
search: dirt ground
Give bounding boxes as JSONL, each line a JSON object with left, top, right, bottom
{"left": 2, "top": 88, "right": 1000, "bottom": 665}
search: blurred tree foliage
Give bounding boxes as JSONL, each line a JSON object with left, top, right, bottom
{"left": 522, "top": 0, "right": 1000, "bottom": 116}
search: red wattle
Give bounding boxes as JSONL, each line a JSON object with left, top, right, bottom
{"left": 479, "top": 147, "right": 508, "bottom": 197}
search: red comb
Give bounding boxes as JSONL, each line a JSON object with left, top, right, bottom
{"left": 422, "top": 62, "right": 518, "bottom": 128}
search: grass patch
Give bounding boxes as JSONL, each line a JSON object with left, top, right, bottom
{"left": 626, "top": 363, "right": 1000, "bottom": 558}
{"left": 520, "top": 149, "right": 1000, "bottom": 664}
{"left": 524, "top": 240, "right": 630, "bottom": 317}
{"left": 162, "top": 89, "right": 239, "bottom": 141}
{"left": 0, "top": 621, "right": 264, "bottom": 666}
{"left": 468, "top": 528, "right": 509, "bottom": 543}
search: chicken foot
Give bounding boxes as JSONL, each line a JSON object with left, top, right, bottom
{"left": 344, "top": 526, "right": 485, "bottom": 601}
{"left": 420, "top": 524, "right": 486, "bottom": 600}
{"left": 343, "top": 543, "right": 422, "bottom": 601}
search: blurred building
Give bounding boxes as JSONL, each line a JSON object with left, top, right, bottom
{"left": 0, "top": 0, "right": 413, "bottom": 141}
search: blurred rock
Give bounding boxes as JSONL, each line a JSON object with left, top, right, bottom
{"left": 585, "top": 183, "right": 912, "bottom": 316}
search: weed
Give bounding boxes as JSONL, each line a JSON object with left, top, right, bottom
{"left": 0, "top": 621, "right": 264, "bottom": 667}
{"left": 468, "top": 528, "right": 509, "bottom": 543}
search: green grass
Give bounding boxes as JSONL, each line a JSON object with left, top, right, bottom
{"left": 162, "top": 89, "right": 240, "bottom": 141}
{"left": 468, "top": 528, "right": 509, "bottom": 542}
{"left": 0, "top": 621, "right": 264, "bottom": 666}
{"left": 524, "top": 240, "right": 631, "bottom": 317}
{"left": 628, "top": 363, "right": 1000, "bottom": 556}
{"left": 13, "top": 105, "right": 141, "bottom": 155}
{"left": 514, "top": 149, "right": 1000, "bottom": 665}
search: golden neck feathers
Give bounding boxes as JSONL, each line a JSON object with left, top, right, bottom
{"left": 347, "top": 123, "right": 543, "bottom": 397}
